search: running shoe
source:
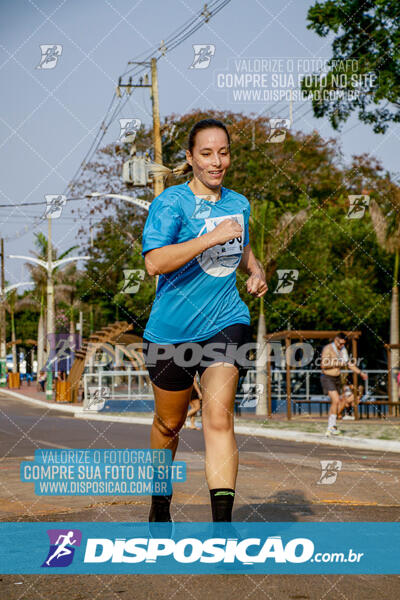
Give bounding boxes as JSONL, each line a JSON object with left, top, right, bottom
{"left": 149, "top": 495, "right": 172, "bottom": 521}
{"left": 342, "top": 415, "right": 355, "bottom": 420}
{"left": 325, "top": 426, "right": 341, "bottom": 437}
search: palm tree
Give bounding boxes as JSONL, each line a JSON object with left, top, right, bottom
{"left": 55, "top": 262, "right": 86, "bottom": 334}
{"left": 369, "top": 194, "right": 400, "bottom": 402}
{"left": 23, "top": 233, "right": 78, "bottom": 377}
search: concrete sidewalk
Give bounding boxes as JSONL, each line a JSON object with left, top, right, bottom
{"left": 2, "top": 385, "right": 83, "bottom": 413}
{"left": 3, "top": 386, "right": 400, "bottom": 454}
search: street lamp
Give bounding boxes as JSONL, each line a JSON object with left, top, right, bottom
{"left": 87, "top": 192, "right": 150, "bottom": 211}
{"left": 87, "top": 193, "right": 158, "bottom": 287}
{"left": 8, "top": 253, "right": 89, "bottom": 398}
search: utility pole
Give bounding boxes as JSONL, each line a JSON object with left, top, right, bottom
{"left": 150, "top": 57, "right": 164, "bottom": 198}
{"left": 120, "top": 59, "right": 164, "bottom": 289}
{"left": 0, "top": 239, "right": 6, "bottom": 386}
{"left": 123, "top": 59, "right": 165, "bottom": 198}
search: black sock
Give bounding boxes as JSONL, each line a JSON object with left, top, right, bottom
{"left": 210, "top": 488, "right": 235, "bottom": 522}
{"left": 149, "top": 494, "right": 172, "bottom": 522}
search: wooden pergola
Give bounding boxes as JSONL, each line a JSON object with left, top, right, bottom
{"left": 6, "top": 339, "right": 37, "bottom": 347}
{"left": 68, "top": 321, "right": 149, "bottom": 403}
{"left": 263, "top": 330, "right": 362, "bottom": 419}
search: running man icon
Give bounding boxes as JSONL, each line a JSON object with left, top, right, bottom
{"left": 46, "top": 531, "right": 76, "bottom": 565}
{"left": 274, "top": 269, "right": 299, "bottom": 293}
{"left": 42, "top": 529, "right": 82, "bottom": 568}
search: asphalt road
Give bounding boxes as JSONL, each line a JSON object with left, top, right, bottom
{"left": 0, "top": 393, "right": 399, "bottom": 600}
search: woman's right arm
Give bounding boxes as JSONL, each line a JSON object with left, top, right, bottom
{"left": 144, "top": 218, "right": 243, "bottom": 276}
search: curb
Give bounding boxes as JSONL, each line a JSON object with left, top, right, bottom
{"left": 234, "top": 424, "right": 400, "bottom": 453}
{"left": 75, "top": 412, "right": 153, "bottom": 426}
{"left": 1, "top": 388, "right": 84, "bottom": 413}
{"left": 3, "top": 389, "right": 400, "bottom": 454}
{"left": 74, "top": 412, "right": 400, "bottom": 454}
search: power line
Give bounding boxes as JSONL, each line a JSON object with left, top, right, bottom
{"left": 70, "top": 0, "right": 232, "bottom": 190}
{"left": 122, "top": 0, "right": 230, "bottom": 75}
{"left": 5, "top": 1, "right": 232, "bottom": 242}
{"left": 0, "top": 196, "right": 88, "bottom": 209}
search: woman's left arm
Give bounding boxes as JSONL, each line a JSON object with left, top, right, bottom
{"left": 238, "top": 244, "right": 268, "bottom": 297}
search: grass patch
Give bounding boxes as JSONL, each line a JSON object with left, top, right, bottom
{"left": 91, "top": 411, "right": 400, "bottom": 441}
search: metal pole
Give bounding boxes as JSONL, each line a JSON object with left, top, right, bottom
{"left": 151, "top": 57, "right": 163, "bottom": 291}
{"left": 352, "top": 336, "right": 359, "bottom": 420}
{"left": 151, "top": 57, "right": 164, "bottom": 199}
{"left": 0, "top": 239, "right": 6, "bottom": 386}
{"left": 387, "top": 344, "right": 392, "bottom": 404}
{"left": 79, "top": 310, "right": 83, "bottom": 350}
{"left": 46, "top": 217, "right": 55, "bottom": 398}
{"left": 267, "top": 343, "right": 272, "bottom": 417}
{"left": 285, "top": 335, "right": 292, "bottom": 419}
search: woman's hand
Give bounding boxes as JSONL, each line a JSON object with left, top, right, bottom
{"left": 208, "top": 218, "right": 243, "bottom": 246}
{"left": 246, "top": 271, "right": 268, "bottom": 297}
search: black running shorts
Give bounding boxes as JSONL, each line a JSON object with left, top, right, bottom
{"left": 143, "top": 323, "right": 253, "bottom": 391}
{"left": 321, "top": 374, "right": 341, "bottom": 395}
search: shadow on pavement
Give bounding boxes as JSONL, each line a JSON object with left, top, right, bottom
{"left": 234, "top": 489, "right": 314, "bottom": 521}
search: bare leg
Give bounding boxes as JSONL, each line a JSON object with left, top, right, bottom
{"left": 200, "top": 362, "right": 239, "bottom": 490}
{"left": 327, "top": 390, "right": 341, "bottom": 432}
{"left": 150, "top": 381, "right": 192, "bottom": 458}
{"left": 328, "top": 390, "right": 340, "bottom": 416}
{"left": 148, "top": 381, "right": 193, "bottom": 522}
{"left": 337, "top": 394, "right": 348, "bottom": 419}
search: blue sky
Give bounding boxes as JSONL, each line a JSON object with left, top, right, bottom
{"left": 1, "top": 0, "right": 398, "bottom": 286}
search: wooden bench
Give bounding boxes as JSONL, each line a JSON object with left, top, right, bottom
{"left": 358, "top": 401, "right": 400, "bottom": 419}
{"left": 294, "top": 398, "right": 400, "bottom": 419}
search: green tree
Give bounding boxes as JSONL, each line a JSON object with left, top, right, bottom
{"left": 303, "top": 0, "right": 400, "bottom": 133}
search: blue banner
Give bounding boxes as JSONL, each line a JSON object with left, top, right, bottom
{"left": 0, "top": 522, "right": 398, "bottom": 574}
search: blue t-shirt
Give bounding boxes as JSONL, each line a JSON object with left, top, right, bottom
{"left": 141, "top": 181, "right": 251, "bottom": 344}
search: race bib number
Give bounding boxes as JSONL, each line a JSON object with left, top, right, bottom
{"left": 205, "top": 213, "right": 244, "bottom": 258}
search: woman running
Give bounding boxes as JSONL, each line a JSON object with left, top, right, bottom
{"left": 141, "top": 118, "right": 268, "bottom": 523}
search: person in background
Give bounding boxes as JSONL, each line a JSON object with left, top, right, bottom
{"left": 38, "top": 370, "right": 46, "bottom": 392}
{"left": 321, "top": 332, "right": 367, "bottom": 436}
{"left": 338, "top": 378, "right": 364, "bottom": 421}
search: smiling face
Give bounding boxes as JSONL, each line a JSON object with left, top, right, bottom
{"left": 185, "top": 127, "right": 231, "bottom": 190}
